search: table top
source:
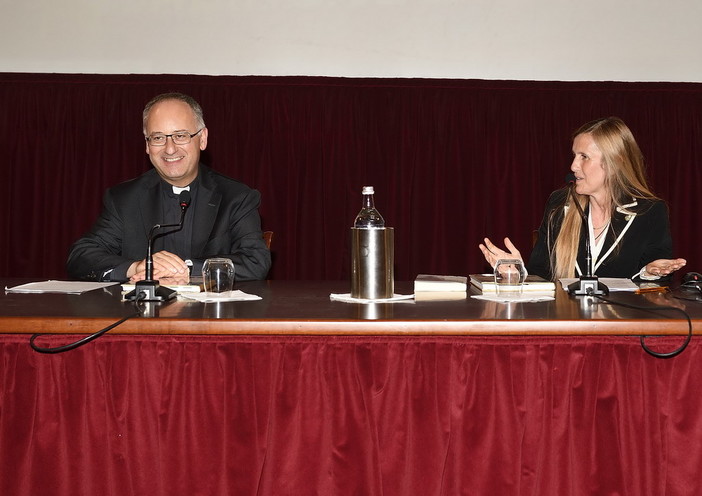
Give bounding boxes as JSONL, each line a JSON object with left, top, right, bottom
{"left": 1, "top": 279, "right": 700, "bottom": 336}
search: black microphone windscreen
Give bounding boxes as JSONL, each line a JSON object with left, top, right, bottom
{"left": 565, "top": 173, "right": 577, "bottom": 185}
{"left": 179, "top": 190, "right": 191, "bottom": 208}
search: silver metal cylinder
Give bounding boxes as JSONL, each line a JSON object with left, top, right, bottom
{"left": 350, "top": 227, "right": 394, "bottom": 299}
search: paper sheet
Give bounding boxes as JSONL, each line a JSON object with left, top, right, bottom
{"left": 471, "top": 293, "right": 555, "bottom": 303}
{"left": 5, "top": 280, "right": 119, "bottom": 294}
{"left": 180, "top": 290, "right": 262, "bottom": 303}
{"left": 330, "top": 293, "right": 414, "bottom": 304}
{"left": 559, "top": 278, "right": 639, "bottom": 292}
{"left": 121, "top": 283, "right": 202, "bottom": 293}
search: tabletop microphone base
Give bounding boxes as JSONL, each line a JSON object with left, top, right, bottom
{"left": 125, "top": 280, "right": 177, "bottom": 302}
{"left": 568, "top": 276, "right": 609, "bottom": 296}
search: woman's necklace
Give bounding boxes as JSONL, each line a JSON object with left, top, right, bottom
{"left": 594, "top": 221, "right": 609, "bottom": 240}
{"left": 589, "top": 197, "right": 611, "bottom": 242}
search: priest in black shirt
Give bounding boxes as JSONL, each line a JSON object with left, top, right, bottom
{"left": 67, "top": 92, "right": 271, "bottom": 284}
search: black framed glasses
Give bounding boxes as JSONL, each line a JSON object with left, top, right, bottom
{"left": 145, "top": 128, "right": 203, "bottom": 146}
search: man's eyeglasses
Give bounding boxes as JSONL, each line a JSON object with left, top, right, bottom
{"left": 145, "top": 129, "right": 203, "bottom": 146}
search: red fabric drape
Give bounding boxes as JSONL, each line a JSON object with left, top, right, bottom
{"left": 1, "top": 334, "right": 701, "bottom": 495}
{"left": 1, "top": 74, "right": 701, "bottom": 280}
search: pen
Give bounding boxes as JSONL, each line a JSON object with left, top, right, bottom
{"left": 635, "top": 286, "right": 669, "bottom": 294}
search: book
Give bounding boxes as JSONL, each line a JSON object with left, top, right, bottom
{"left": 414, "top": 274, "right": 468, "bottom": 293}
{"left": 469, "top": 274, "right": 555, "bottom": 294}
{"left": 414, "top": 291, "right": 467, "bottom": 301}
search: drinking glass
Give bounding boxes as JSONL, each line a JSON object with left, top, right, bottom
{"left": 202, "top": 258, "right": 235, "bottom": 293}
{"left": 494, "top": 259, "right": 526, "bottom": 298}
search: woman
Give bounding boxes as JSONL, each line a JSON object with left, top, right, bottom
{"left": 479, "top": 117, "right": 686, "bottom": 282}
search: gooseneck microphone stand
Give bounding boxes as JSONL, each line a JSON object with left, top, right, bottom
{"left": 125, "top": 191, "right": 191, "bottom": 302}
{"left": 564, "top": 175, "right": 609, "bottom": 296}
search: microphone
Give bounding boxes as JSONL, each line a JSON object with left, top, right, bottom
{"left": 125, "top": 190, "right": 192, "bottom": 302}
{"left": 564, "top": 173, "right": 609, "bottom": 296}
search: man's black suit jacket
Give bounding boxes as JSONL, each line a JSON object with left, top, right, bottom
{"left": 67, "top": 165, "right": 271, "bottom": 281}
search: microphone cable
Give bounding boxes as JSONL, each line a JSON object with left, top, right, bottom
{"left": 591, "top": 292, "right": 692, "bottom": 359}
{"left": 29, "top": 292, "right": 147, "bottom": 354}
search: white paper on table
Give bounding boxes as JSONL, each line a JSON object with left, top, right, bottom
{"left": 559, "top": 278, "right": 639, "bottom": 292}
{"left": 5, "top": 280, "right": 119, "bottom": 294}
{"left": 180, "top": 290, "right": 262, "bottom": 303}
{"left": 471, "top": 293, "right": 555, "bottom": 303}
{"left": 121, "top": 283, "right": 202, "bottom": 293}
{"left": 330, "top": 293, "right": 414, "bottom": 304}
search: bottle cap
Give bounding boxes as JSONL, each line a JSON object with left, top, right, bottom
{"left": 362, "top": 186, "right": 374, "bottom": 195}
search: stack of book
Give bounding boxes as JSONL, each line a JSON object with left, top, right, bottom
{"left": 414, "top": 274, "right": 468, "bottom": 301}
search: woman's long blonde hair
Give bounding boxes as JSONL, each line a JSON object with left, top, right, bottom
{"left": 550, "top": 117, "right": 658, "bottom": 280}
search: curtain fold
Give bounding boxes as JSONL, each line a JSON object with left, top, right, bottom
{"left": 1, "top": 74, "right": 700, "bottom": 280}
{"left": 1, "top": 334, "right": 701, "bottom": 495}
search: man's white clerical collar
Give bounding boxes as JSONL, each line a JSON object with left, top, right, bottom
{"left": 172, "top": 185, "right": 191, "bottom": 195}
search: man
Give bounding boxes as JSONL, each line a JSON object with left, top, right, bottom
{"left": 67, "top": 92, "right": 271, "bottom": 283}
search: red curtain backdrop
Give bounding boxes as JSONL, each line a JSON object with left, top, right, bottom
{"left": 1, "top": 334, "right": 701, "bottom": 496}
{"left": 0, "top": 73, "right": 701, "bottom": 280}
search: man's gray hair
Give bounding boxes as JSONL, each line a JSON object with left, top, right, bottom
{"left": 142, "top": 92, "right": 206, "bottom": 133}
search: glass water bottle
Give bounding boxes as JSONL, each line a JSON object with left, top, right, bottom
{"left": 353, "top": 186, "right": 385, "bottom": 228}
